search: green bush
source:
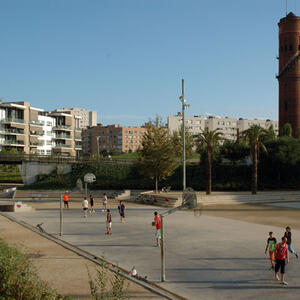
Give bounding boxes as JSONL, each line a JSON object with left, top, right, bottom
{"left": 0, "top": 239, "right": 67, "bottom": 300}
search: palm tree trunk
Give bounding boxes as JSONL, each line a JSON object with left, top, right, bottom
{"left": 252, "top": 144, "right": 258, "bottom": 194}
{"left": 206, "top": 148, "right": 212, "bottom": 195}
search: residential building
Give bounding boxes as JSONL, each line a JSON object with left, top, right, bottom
{"left": 237, "top": 118, "right": 279, "bottom": 134}
{"left": 48, "top": 110, "right": 82, "bottom": 157}
{"left": 82, "top": 124, "right": 147, "bottom": 154}
{"left": 37, "top": 115, "right": 55, "bottom": 155}
{"left": 168, "top": 114, "right": 278, "bottom": 142}
{"left": 56, "top": 107, "right": 97, "bottom": 129}
{"left": 168, "top": 114, "right": 207, "bottom": 137}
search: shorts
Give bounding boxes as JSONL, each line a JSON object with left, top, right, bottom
{"left": 269, "top": 251, "right": 275, "bottom": 261}
{"left": 83, "top": 207, "right": 88, "bottom": 211}
{"left": 275, "top": 259, "right": 286, "bottom": 274}
{"left": 90, "top": 201, "right": 94, "bottom": 206}
{"left": 64, "top": 201, "right": 68, "bottom": 205}
{"left": 106, "top": 222, "right": 112, "bottom": 228}
{"left": 155, "top": 229, "right": 161, "bottom": 239}
{"left": 103, "top": 201, "right": 107, "bottom": 206}
{"left": 120, "top": 212, "right": 125, "bottom": 217}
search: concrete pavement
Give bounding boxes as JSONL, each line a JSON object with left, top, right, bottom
{"left": 7, "top": 203, "right": 300, "bottom": 300}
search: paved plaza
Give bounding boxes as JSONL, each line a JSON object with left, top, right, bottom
{"left": 8, "top": 203, "right": 300, "bottom": 300}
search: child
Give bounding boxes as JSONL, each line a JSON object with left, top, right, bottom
{"left": 265, "top": 231, "right": 277, "bottom": 269}
{"left": 106, "top": 209, "right": 112, "bottom": 235}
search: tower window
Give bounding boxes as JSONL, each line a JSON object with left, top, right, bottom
{"left": 289, "top": 45, "right": 293, "bottom": 51}
{"left": 284, "top": 102, "right": 288, "bottom": 111}
{"left": 281, "top": 45, "right": 284, "bottom": 51}
{"left": 298, "top": 45, "right": 300, "bottom": 51}
{"left": 285, "top": 45, "right": 288, "bottom": 51}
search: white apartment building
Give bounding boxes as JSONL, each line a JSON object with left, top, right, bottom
{"left": 56, "top": 107, "right": 97, "bottom": 129}
{"left": 168, "top": 114, "right": 279, "bottom": 141}
{"left": 237, "top": 118, "right": 279, "bottom": 134}
{"left": 206, "top": 116, "right": 237, "bottom": 140}
{"left": 37, "top": 115, "right": 55, "bottom": 155}
{"left": 168, "top": 115, "right": 207, "bottom": 137}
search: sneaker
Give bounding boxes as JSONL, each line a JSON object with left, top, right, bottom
{"left": 281, "top": 281, "right": 288, "bottom": 285}
{"left": 275, "top": 274, "right": 280, "bottom": 281}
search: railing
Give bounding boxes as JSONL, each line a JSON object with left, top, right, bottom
{"left": 54, "top": 144, "right": 72, "bottom": 148}
{"left": 30, "top": 131, "right": 43, "bottom": 136}
{"left": 55, "top": 134, "right": 71, "bottom": 139}
{"left": 53, "top": 125, "right": 72, "bottom": 130}
{"left": 0, "top": 128, "right": 25, "bottom": 135}
{"left": 2, "top": 118, "right": 25, "bottom": 124}
{"left": 30, "top": 121, "right": 44, "bottom": 126}
{"left": 75, "top": 127, "right": 81, "bottom": 131}
{"left": 0, "top": 153, "right": 139, "bottom": 164}
{"left": 75, "top": 145, "right": 82, "bottom": 149}
{"left": 2, "top": 140, "right": 25, "bottom": 146}
{"left": 30, "top": 142, "right": 43, "bottom": 146}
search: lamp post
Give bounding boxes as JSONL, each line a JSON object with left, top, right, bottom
{"left": 179, "top": 78, "right": 190, "bottom": 191}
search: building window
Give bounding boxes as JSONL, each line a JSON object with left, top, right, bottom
{"left": 284, "top": 102, "right": 288, "bottom": 111}
{"left": 289, "top": 44, "right": 293, "bottom": 51}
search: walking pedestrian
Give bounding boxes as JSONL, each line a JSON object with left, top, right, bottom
{"left": 118, "top": 201, "right": 125, "bottom": 222}
{"left": 89, "top": 194, "right": 95, "bottom": 213}
{"left": 153, "top": 212, "right": 161, "bottom": 247}
{"left": 274, "top": 236, "right": 289, "bottom": 285}
{"left": 284, "top": 226, "right": 298, "bottom": 258}
{"left": 106, "top": 209, "right": 112, "bottom": 235}
{"left": 82, "top": 197, "right": 89, "bottom": 218}
{"left": 265, "top": 231, "right": 277, "bottom": 270}
{"left": 63, "top": 193, "right": 69, "bottom": 209}
{"left": 103, "top": 193, "right": 108, "bottom": 211}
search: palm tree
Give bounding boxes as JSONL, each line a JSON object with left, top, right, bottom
{"left": 242, "top": 125, "right": 267, "bottom": 194}
{"left": 197, "top": 129, "right": 223, "bottom": 195}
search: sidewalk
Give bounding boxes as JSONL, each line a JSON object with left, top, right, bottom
{"left": 0, "top": 214, "right": 162, "bottom": 300}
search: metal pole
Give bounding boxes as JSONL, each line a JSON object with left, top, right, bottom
{"left": 160, "top": 215, "right": 165, "bottom": 282}
{"left": 182, "top": 78, "right": 186, "bottom": 191}
{"left": 60, "top": 194, "right": 63, "bottom": 236}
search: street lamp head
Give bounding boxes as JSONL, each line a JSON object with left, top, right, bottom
{"left": 185, "top": 104, "right": 190, "bottom": 109}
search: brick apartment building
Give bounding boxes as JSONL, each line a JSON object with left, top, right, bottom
{"left": 82, "top": 124, "right": 147, "bottom": 155}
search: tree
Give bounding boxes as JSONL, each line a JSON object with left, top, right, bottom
{"left": 280, "top": 123, "right": 292, "bottom": 137}
{"left": 138, "top": 117, "right": 178, "bottom": 193}
{"left": 170, "top": 128, "right": 194, "bottom": 159}
{"left": 196, "top": 129, "right": 223, "bottom": 194}
{"left": 220, "top": 140, "right": 249, "bottom": 165}
{"left": 242, "top": 125, "right": 267, "bottom": 194}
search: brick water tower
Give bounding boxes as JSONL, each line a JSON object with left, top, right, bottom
{"left": 278, "top": 12, "right": 300, "bottom": 137}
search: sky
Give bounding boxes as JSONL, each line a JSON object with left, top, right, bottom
{"left": 0, "top": 0, "right": 298, "bottom": 126}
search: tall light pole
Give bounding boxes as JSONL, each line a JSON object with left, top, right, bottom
{"left": 179, "top": 78, "right": 190, "bottom": 191}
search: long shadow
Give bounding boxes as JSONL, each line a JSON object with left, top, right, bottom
{"left": 190, "top": 257, "right": 266, "bottom": 261}
{"left": 167, "top": 267, "right": 266, "bottom": 272}
{"left": 75, "top": 244, "right": 144, "bottom": 247}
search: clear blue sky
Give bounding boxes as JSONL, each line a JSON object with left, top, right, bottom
{"left": 0, "top": 0, "right": 297, "bottom": 126}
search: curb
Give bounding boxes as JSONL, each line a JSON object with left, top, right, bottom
{"left": 0, "top": 212, "right": 187, "bottom": 300}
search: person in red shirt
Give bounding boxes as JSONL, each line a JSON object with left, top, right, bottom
{"left": 63, "top": 193, "right": 69, "bottom": 209}
{"left": 274, "top": 236, "right": 289, "bottom": 285}
{"left": 153, "top": 211, "right": 161, "bottom": 247}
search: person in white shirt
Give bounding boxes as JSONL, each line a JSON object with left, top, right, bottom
{"left": 82, "top": 197, "right": 89, "bottom": 218}
{"left": 103, "top": 193, "right": 108, "bottom": 211}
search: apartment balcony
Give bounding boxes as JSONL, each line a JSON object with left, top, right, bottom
{"left": 2, "top": 118, "right": 25, "bottom": 125}
{"left": 53, "top": 125, "right": 72, "bottom": 131}
{"left": 30, "top": 141, "right": 44, "bottom": 147}
{"left": 54, "top": 143, "right": 72, "bottom": 149}
{"left": 30, "top": 131, "right": 44, "bottom": 136}
{"left": 74, "top": 135, "right": 82, "bottom": 141}
{"left": 30, "top": 120, "right": 44, "bottom": 126}
{"left": 0, "top": 128, "right": 25, "bottom": 135}
{"left": 54, "top": 133, "right": 72, "bottom": 139}
{"left": 2, "top": 139, "right": 25, "bottom": 147}
{"left": 75, "top": 127, "right": 82, "bottom": 132}
{"left": 75, "top": 144, "right": 82, "bottom": 150}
